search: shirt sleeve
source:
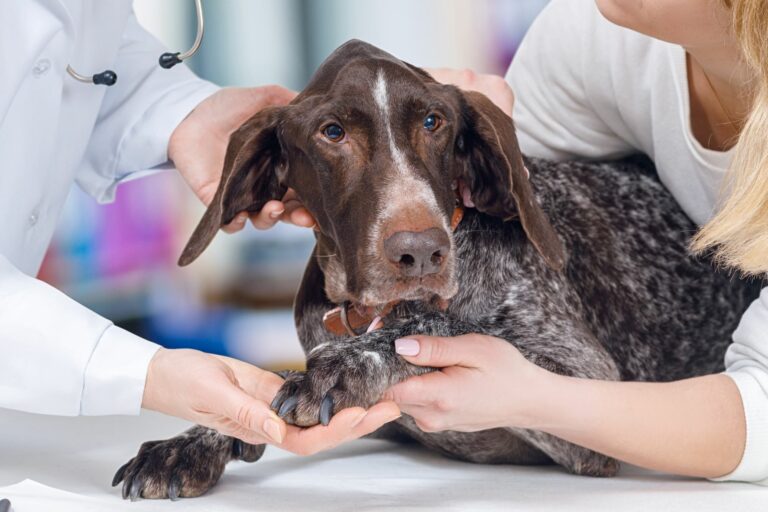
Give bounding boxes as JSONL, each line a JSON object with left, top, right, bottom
{"left": 711, "top": 287, "right": 768, "bottom": 484}
{"left": 0, "top": 254, "right": 160, "bottom": 416}
{"left": 78, "top": 13, "right": 220, "bottom": 204}
{"left": 504, "top": 0, "right": 635, "bottom": 161}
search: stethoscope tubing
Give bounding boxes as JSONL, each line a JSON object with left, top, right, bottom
{"left": 66, "top": 0, "right": 204, "bottom": 86}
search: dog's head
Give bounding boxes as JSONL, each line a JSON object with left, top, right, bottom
{"left": 179, "top": 40, "right": 564, "bottom": 311}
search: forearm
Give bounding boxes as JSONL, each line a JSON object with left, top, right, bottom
{"left": 529, "top": 370, "right": 745, "bottom": 478}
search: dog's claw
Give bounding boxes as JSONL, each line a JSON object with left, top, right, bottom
{"left": 232, "top": 438, "right": 243, "bottom": 459}
{"left": 112, "top": 461, "right": 130, "bottom": 487}
{"left": 270, "top": 394, "right": 284, "bottom": 413}
{"left": 129, "top": 477, "right": 142, "bottom": 501}
{"left": 168, "top": 474, "right": 181, "bottom": 501}
{"left": 319, "top": 394, "right": 334, "bottom": 426}
{"left": 278, "top": 395, "right": 298, "bottom": 418}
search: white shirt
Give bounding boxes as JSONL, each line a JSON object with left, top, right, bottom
{"left": 506, "top": 0, "right": 768, "bottom": 484}
{"left": 0, "top": 1, "right": 218, "bottom": 416}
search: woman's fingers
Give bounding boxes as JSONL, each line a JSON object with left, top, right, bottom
{"left": 216, "top": 383, "right": 287, "bottom": 445}
{"left": 223, "top": 191, "right": 316, "bottom": 231}
{"left": 279, "top": 402, "right": 401, "bottom": 456}
{"left": 394, "top": 334, "right": 494, "bottom": 368}
{"left": 249, "top": 200, "right": 288, "bottom": 230}
{"left": 383, "top": 371, "right": 454, "bottom": 407}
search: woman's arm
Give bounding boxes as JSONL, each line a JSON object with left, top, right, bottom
{"left": 385, "top": 311, "right": 768, "bottom": 481}
{"left": 533, "top": 372, "right": 744, "bottom": 478}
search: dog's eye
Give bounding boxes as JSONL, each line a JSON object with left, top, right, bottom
{"left": 322, "top": 124, "right": 345, "bottom": 142}
{"left": 423, "top": 114, "right": 442, "bottom": 132}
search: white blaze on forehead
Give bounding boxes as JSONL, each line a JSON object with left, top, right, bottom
{"left": 373, "top": 69, "right": 409, "bottom": 176}
{"left": 370, "top": 69, "right": 443, "bottom": 222}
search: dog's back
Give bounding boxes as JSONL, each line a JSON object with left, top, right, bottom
{"left": 448, "top": 155, "right": 760, "bottom": 383}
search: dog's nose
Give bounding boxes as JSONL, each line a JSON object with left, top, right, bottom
{"left": 383, "top": 228, "right": 450, "bottom": 277}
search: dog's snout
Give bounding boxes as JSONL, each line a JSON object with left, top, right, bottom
{"left": 383, "top": 228, "right": 450, "bottom": 277}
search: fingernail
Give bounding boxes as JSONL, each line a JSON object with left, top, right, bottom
{"left": 351, "top": 411, "right": 367, "bottom": 428}
{"left": 395, "top": 338, "right": 420, "bottom": 356}
{"left": 269, "top": 209, "right": 285, "bottom": 220}
{"left": 263, "top": 418, "right": 283, "bottom": 444}
{"left": 236, "top": 213, "right": 247, "bottom": 223}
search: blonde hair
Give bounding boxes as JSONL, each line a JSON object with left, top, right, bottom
{"left": 691, "top": 0, "right": 768, "bottom": 275}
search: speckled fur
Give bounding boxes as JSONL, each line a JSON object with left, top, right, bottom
{"left": 279, "top": 155, "right": 759, "bottom": 475}
{"left": 114, "top": 155, "right": 760, "bottom": 499}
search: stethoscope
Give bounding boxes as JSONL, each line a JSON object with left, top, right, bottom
{"left": 65, "top": 0, "right": 204, "bottom": 86}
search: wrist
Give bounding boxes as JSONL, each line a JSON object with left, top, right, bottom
{"left": 141, "top": 347, "right": 169, "bottom": 413}
{"left": 508, "top": 363, "right": 569, "bottom": 430}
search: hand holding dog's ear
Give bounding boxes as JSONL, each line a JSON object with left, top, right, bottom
{"left": 169, "top": 87, "right": 315, "bottom": 249}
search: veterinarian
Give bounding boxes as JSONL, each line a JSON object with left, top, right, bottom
{"left": 0, "top": 1, "right": 398, "bottom": 453}
{"left": 383, "top": 0, "right": 768, "bottom": 484}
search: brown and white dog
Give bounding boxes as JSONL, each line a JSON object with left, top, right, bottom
{"left": 113, "top": 40, "right": 759, "bottom": 500}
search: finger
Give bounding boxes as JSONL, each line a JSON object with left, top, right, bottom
{"left": 285, "top": 206, "right": 316, "bottom": 228}
{"left": 345, "top": 401, "right": 401, "bottom": 440}
{"left": 219, "top": 385, "right": 288, "bottom": 444}
{"left": 393, "top": 334, "right": 492, "bottom": 368}
{"left": 221, "top": 213, "right": 248, "bottom": 234}
{"left": 383, "top": 372, "right": 451, "bottom": 406}
{"left": 279, "top": 407, "right": 365, "bottom": 455}
{"left": 218, "top": 423, "right": 272, "bottom": 446}
{"left": 250, "top": 200, "right": 286, "bottom": 230}
{"left": 280, "top": 404, "right": 400, "bottom": 456}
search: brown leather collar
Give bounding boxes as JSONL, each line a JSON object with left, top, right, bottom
{"left": 322, "top": 203, "right": 465, "bottom": 336}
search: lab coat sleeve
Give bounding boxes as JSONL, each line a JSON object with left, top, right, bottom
{"left": 504, "top": 0, "right": 634, "bottom": 161}
{"left": 710, "top": 287, "right": 768, "bottom": 484}
{"left": 78, "top": 13, "right": 220, "bottom": 203}
{"left": 0, "top": 254, "right": 160, "bottom": 416}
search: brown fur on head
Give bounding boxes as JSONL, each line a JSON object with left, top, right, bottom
{"left": 179, "top": 40, "right": 564, "bottom": 310}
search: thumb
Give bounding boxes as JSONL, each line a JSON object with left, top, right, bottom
{"left": 394, "top": 334, "right": 487, "bottom": 368}
{"left": 221, "top": 385, "right": 287, "bottom": 444}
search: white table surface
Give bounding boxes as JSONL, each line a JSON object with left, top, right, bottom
{"left": 1, "top": 408, "right": 766, "bottom": 511}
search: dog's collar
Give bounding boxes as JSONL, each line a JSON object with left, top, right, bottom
{"left": 322, "top": 202, "right": 465, "bottom": 337}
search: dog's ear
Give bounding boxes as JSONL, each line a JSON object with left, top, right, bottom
{"left": 456, "top": 91, "right": 565, "bottom": 270}
{"left": 178, "top": 106, "right": 288, "bottom": 266}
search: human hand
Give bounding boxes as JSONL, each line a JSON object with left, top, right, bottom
{"left": 142, "top": 348, "right": 400, "bottom": 454}
{"left": 425, "top": 68, "right": 515, "bottom": 117}
{"left": 383, "top": 334, "right": 547, "bottom": 432}
{"left": 169, "top": 86, "right": 316, "bottom": 232}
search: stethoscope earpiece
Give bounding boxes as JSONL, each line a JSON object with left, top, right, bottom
{"left": 158, "top": 52, "right": 183, "bottom": 69}
{"left": 66, "top": 65, "right": 118, "bottom": 86}
{"left": 66, "top": 0, "right": 204, "bottom": 87}
{"left": 92, "top": 70, "right": 118, "bottom": 86}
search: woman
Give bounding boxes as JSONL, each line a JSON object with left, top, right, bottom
{"left": 385, "top": 0, "right": 768, "bottom": 482}
{"left": 0, "top": 1, "right": 397, "bottom": 455}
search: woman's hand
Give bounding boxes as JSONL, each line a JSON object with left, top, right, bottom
{"left": 143, "top": 348, "right": 401, "bottom": 455}
{"left": 425, "top": 68, "right": 515, "bottom": 117}
{"left": 383, "top": 334, "right": 547, "bottom": 432}
{"left": 169, "top": 86, "right": 316, "bottom": 232}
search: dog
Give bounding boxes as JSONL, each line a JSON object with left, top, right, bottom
{"left": 113, "top": 40, "right": 760, "bottom": 500}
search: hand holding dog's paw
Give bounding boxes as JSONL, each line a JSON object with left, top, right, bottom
{"left": 271, "top": 342, "right": 403, "bottom": 429}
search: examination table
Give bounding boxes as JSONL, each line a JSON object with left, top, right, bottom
{"left": 1, "top": 408, "right": 765, "bottom": 511}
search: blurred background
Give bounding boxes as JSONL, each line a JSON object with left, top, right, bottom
{"left": 40, "top": 0, "right": 549, "bottom": 370}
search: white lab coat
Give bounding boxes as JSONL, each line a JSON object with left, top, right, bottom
{"left": 0, "top": 1, "right": 218, "bottom": 416}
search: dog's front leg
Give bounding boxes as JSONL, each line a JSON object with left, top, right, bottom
{"left": 113, "top": 426, "right": 264, "bottom": 500}
{"left": 272, "top": 312, "right": 479, "bottom": 427}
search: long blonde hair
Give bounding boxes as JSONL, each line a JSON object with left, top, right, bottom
{"left": 691, "top": 0, "right": 768, "bottom": 275}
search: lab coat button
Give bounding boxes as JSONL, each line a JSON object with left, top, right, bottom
{"left": 29, "top": 212, "right": 39, "bottom": 226}
{"left": 32, "top": 59, "right": 51, "bottom": 77}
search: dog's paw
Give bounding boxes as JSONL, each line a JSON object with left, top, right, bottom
{"left": 112, "top": 430, "right": 264, "bottom": 500}
{"left": 271, "top": 346, "right": 388, "bottom": 428}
